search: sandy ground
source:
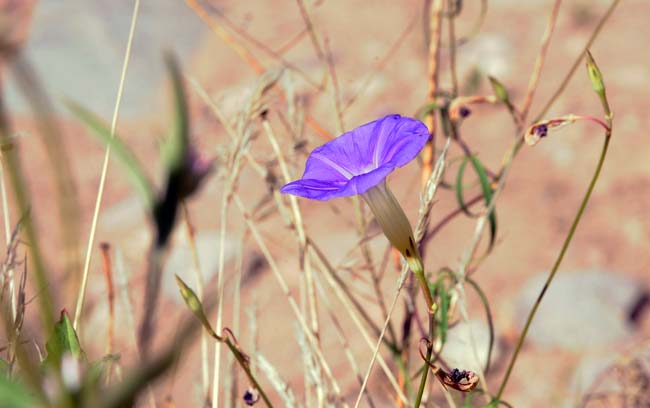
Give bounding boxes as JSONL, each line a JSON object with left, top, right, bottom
{"left": 4, "top": 0, "right": 650, "bottom": 407}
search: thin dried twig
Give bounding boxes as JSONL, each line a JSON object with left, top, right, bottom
{"left": 184, "top": 0, "right": 334, "bottom": 141}
{"left": 74, "top": 0, "right": 140, "bottom": 330}
{"left": 99, "top": 243, "right": 115, "bottom": 384}
{"left": 520, "top": 0, "right": 563, "bottom": 120}
{"left": 421, "top": 0, "right": 444, "bottom": 188}
{"left": 354, "top": 138, "right": 451, "bottom": 408}
{"left": 233, "top": 193, "right": 345, "bottom": 403}
{"left": 181, "top": 204, "right": 210, "bottom": 400}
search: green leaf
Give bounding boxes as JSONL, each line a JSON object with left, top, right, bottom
{"left": 585, "top": 50, "right": 611, "bottom": 118}
{"left": 585, "top": 50, "right": 605, "bottom": 95}
{"left": 0, "top": 374, "right": 36, "bottom": 408}
{"left": 45, "top": 309, "right": 86, "bottom": 365}
{"left": 488, "top": 75, "right": 515, "bottom": 115}
{"left": 470, "top": 155, "right": 497, "bottom": 251}
{"left": 436, "top": 282, "right": 451, "bottom": 345}
{"left": 466, "top": 276, "right": 495, "bottom": 375}
{"left": 160, "top": 53, "right": 189, "bottom": 173}
{"left": 455, "top": 157, "right": 476, "bottom": 217}
{"left": 66, "top": 101, "right": 155, "bottom": 207}
{"left": 0, "top": 359, "right": 8, "bottom": 378}
{"left": 488, "top": 76, "right": 509, "bottom": 105}
{"left": 455, "top": 155, "right": 497, "bottom": 250}
{"left": 175, "top": 275, "right": 221, "bottom": 341}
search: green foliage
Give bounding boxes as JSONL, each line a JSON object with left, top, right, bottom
{"left": 455, "top": 155, "right": 497, "bottom": 250}
{"left": 160, "top": 53, "right": 190, "bottom": 174}
{"left": 585, "top": 50, "right": 611, "bottom": 118}
{"left": 488, "top": 75, "right": 515, "bottom": 116}
{"left": 175, "top": 275, "right": 221, "bottom": 341}
{"left": 66, "top": 101, "right": 154, "bottom": 206}
{"left": 44, "top": 309, "right": 86, "bottom": 366}
{"left": 0, "top": 374, "right": 35, "bottom": 408}
{"left": 433, "top": 279, "right": 452, "bottom": 345}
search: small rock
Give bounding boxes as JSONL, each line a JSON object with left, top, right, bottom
{"left": 441, "top": 319, "right": 495, "bottom": 375}
{"left": 457, "top": 34, "right": 513, "bottom": 80}
{"left": 575, "top": 345, "right": 650, "bottom": 406}
{"left": 516, "top": 269, "right": 642, "bottom": 350}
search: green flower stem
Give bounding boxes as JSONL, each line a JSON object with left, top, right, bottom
{"left": 414, "top": 311, "right": 435, "bottom": 408}
{"left": 224, "top": 338, "right": 273, "bottom": 408}
{"left": 413, "top": 266, "right": 435, "bottom": 313}
{"left": 495, "top": 126, "right": 612, "bottom": 401}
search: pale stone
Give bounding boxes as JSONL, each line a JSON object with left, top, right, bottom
{"left": 516, "top": 269, "right": 641, "bottom": 350}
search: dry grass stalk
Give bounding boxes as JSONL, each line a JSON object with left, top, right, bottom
{"left": 421, "top": 0, "right": 444, "bottom": 188}
{"left": 184, "top": 0, "right": 334, "bottom": 141}
{"left": 232, "top": 193, "right": 344, "bottom": 402}
{"left": 520, "top": 0, "right": 563, "bottom": 120}
{"left": 181, "top": 204, "right": 211, "bottom": 400}
{"left": 353, "top": 138, "right": 451, "bottom": 408}
{"left": 99, "top": 242, "right": 116, "bottom": 384}
{"left": 74, "top": 0, "right": 141, "bottom": 331}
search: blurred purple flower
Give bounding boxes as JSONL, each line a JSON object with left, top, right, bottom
{"left": 280, "top": 114, "right": 430, "bottom": 201}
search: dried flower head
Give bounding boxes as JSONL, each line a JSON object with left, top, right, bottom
{"left": 243, "top": 388, "right": 259, "bottom": 406}
{"left": 435, "top": 367, "right": 480, "bottom": 392}
{"left": 525, "top": 116, "right": 577, "bottom": 146}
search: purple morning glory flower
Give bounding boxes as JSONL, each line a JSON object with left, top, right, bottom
{"left": 281, "top": 114, "right": 430, "bottom": 273}
{"left": 280, "top": 114, "right": 430, "bottom": 201}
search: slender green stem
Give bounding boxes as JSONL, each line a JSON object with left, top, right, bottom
{"left": 414, "top": 311, "right": 435, "bottom": 407}
{"left": 414, "top": 269, "right": 435, "bottom": 312}
{"left": 495, "top": 129, "right": 612, "bottom": 401}
{"left": 224, "top": 339, "right": 273, "bottom": 407}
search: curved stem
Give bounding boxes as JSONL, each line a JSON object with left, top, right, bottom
{"left": 224, "top": 339, "right": 273, "bottom": 407}
{"left": 495, "top": 129, "right": 612, "bottom": 400}
{"left": 414, "top": 312, "right": 434, "bottom": 407}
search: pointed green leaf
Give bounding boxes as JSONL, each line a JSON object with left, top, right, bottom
{"left": 161, "top": 53, "right": 189, "bottom": 173}
{"left": 488, "top": 75, "right": 515, "bottom": 115}
{"left": 585, "top": 50, "right": 605, "bottom": 95}
{"left": 175, "top": 275, "right": 221, "bottom": 341}
{"left": 585, "top": 50, "right": 611, "bottom": 117}
{"left": 435, "top": 282, "right": 451, "bottom": 345}
{"left": 455, "top": 155, "right": 497, "bottom": 250}
{"left": 455, "top": 157, "right": 476, "bottom": 217}
{"left": 66, "top": 101, "right": 155, "bottom": 206}
{"left": 488, "top": 76, "right": 509, "bottom": 105}
{"left": 466, "top": 276, "right": 495, "bottom": 375}
{"left": 45, "top": 309, "right": 86, "bottom": 366}
{"left": 470, "top": 155, "right": 497, "bottom": 251}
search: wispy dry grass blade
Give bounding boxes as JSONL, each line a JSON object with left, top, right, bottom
{"left": 520, "top": 0, "right": 562, "bottom": 120}
{"left": 257, "top": 354, "right": 299, "bottom": 408}
{"left": 74, "top": 0, "right": 141, "bottom": 330}
{"left": 184, "top": 0, "right": 333, "bottom": 140}
{"left": 353, "top": 138, "right": 451, "bottom": 408}
{"left": 182, "top": 204, "right": 210, "bottom": 400}
{"left": 0, "top": 160, "right": 15, "bottom": 320}
{"left": 314, "top": 272, "right": 377, "bottom": 408}
{"left": 308, "top": 240, "right": 408, "bottom": 405}
{"left": 99, "top": 242, "right": 116, "bottom": 384}
{"left": 114, "top": 247, "right": 157, "bottom": 408}
{"left": 421, "top": 0, "right": 444, "bottom": 187}
{"left": 232, "top": 193, "right": 344, "bottom": 403}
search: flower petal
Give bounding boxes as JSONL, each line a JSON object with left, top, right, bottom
{"left": 280, "top": 164, "right": 396, "bottom": 201}
{"left": 282, "top": 114, "right": 430, "bottom": 201}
